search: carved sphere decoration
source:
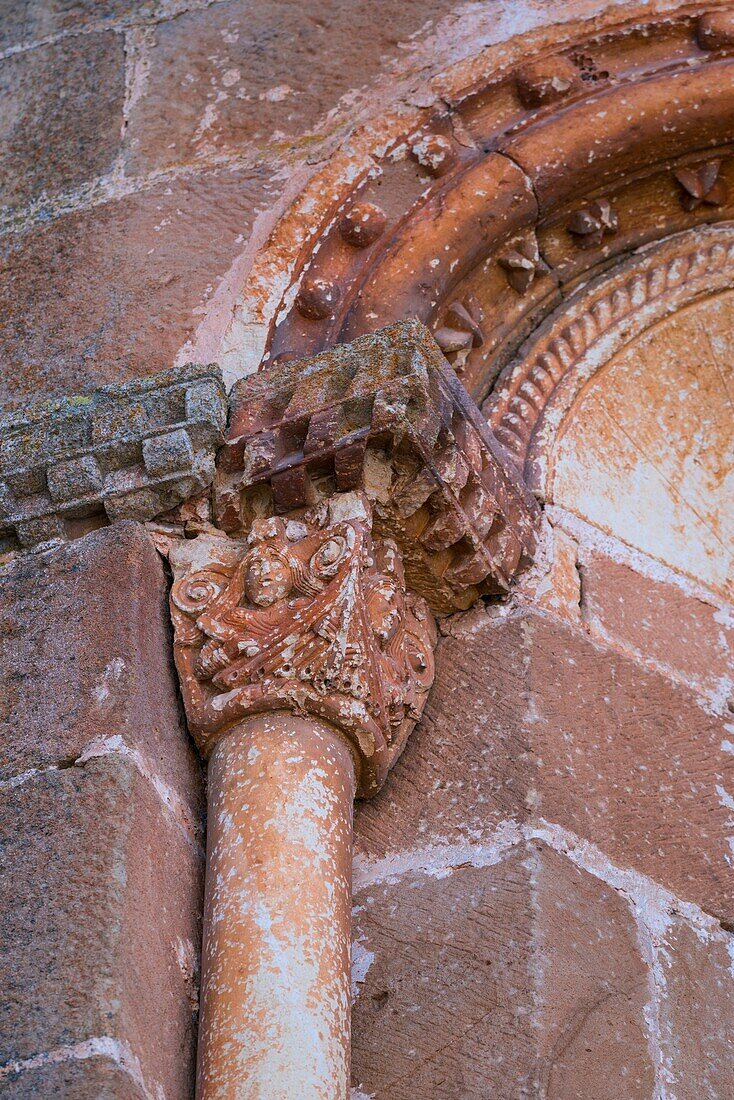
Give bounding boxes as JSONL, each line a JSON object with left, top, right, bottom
{"left": 696, "top": 10, "right": 734, "bottom": 51}
{"left": 515, "top": 55, "right": 579, "bottom": 107}
{"left": 338, "top": 202, "right": 387, "bottom": 248}
{"left": 295, "top": 275, "right": 340, "bottom": 320}
{"left": 410, "top": 132, "right": 456, "bottom": 177}
{"left": 250, "top": 7, "right": 734, "bottom": 409}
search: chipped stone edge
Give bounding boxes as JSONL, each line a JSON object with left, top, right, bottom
{"left": 0, "top": 361, "right": 227, "bottom": 553}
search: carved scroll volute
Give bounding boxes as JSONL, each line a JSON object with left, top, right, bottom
{"left": 168, "top": 493, "right": 436, "bottom": 797}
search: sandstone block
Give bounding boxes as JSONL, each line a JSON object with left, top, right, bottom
{"left": 0, "top": 756, "right": 202, "bottom": 1099}
{"left": 0, "top": 521, "right": 203, "bottom": 820}
{"left": 579, "top": 547, "right": 732, "bottom": 704}
{"left": 527, "top": 612, "right": 733, "bottom": 923}
{"left": 354, "top": 613, "right": 531, "bottom": 861}
{"left": 0, "top": 1, "right": 145, "bottom": 53}
{"left": 1, "top": 1058, "right": 145, "bottom": 1100}
{"left": 658, "top": 918, "right": 734, "bottom": 1098}
{"left": 124, "top": 0, "right": 461, "bottom": 175}
{"left": 351, "top": 841, "right": 653, "bottom": 1098}
{"left": 361, "top": 607, "right": 732, "bottom": 923}
{"left": 352, "top": 851, "right": 536, "bottom": 1098}
{"left": 0, "top": 33, "right": 124, "bottom": 213}
{"left": 0, "top": 166, "right": 280, "bottom": 414}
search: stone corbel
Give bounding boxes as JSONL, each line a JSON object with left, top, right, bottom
{"left": 214, "top": 320, "right": 540, "bottom": 613}
{"left": 166, "top": 321, "right": 539, "bottom": 1100}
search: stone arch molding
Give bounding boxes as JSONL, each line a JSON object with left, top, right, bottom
{"left": 199, "top": 0, "right": 734, "bottom": 425}
{"left": 485, "top": 222, "right": 734, "bottom": 494}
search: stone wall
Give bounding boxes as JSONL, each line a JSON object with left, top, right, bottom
{"left": 0, "top": 523, "right": 204, "bottom": 1097}
{"left": 351, "top": 517, "right": 734, "bottom": 1098}
{"left": 1, "top": 1, "right": 733, "bottom": 1098}
{"left": 0, "top": 0, "right": 470, "bottom": 413}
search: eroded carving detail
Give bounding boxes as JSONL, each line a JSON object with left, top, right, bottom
{"left": 410, "top": 132, "right": 457, "bottom": 177}
{"left": 169, "top": 494, "right": 436, "bottom": 796}
{"left": 697, "top": 10, "right": 734, "bottom": 51}
{"left": 674, "top": 160, "right": 727, "bottom": 210}
{"left": 567, "top": 199, "right": 618, "bottom": 248}
{"left": 339, "top": 202, "right": 387, "bottom": 248}
{"left": 0, "top": 363, "right": 226, "bottom": 551}
{"left": 515, "top": 55, "right": 580, "bottom": 108}
{"left": 485, "top": 225, "right": 734, "bottom": 487}
{"left": 498, "top": 235, "right": 547, "bottom": 295}
{"left": 215, "top": 322, "right": 539, "bottom": 614}
{"left": 251, "top": 15, "right": 734, "bottom": 402}
{"left": 433, "top": 297, "right": 485, "bottom": 373}
{"left": 296, "top": 275, "right": 340, "bottom": 320}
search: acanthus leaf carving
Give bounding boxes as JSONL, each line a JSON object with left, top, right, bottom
{"left": 169, "top": 492, "right": 436, "bottom": 797}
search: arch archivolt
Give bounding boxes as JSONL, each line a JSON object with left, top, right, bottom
{"left": 195, "top": 3, "right": 734, "bottom": 599}
{"left": 485, "top": 223, "right": 734, "bottom": 492}
{"left": 216, "top": 3, "right": 734, "bottom": 412}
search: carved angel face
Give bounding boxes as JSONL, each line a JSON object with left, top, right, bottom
{"left": 243, "top": 548, "right": 293, "bottom": 607}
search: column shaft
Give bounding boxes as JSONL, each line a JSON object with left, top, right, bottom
{"left": 197, "top": 714, "right": 357, "bottom": 1100}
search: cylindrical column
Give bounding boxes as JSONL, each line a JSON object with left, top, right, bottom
{"left": 197, "top": 713, "right": 357, "bottom": 1100}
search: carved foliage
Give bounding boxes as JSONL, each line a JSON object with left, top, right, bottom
{"left": 169, "top": 499, "right": 436, "bottom": 796}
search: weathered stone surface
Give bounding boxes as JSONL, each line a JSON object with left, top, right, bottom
{"left": 0, "top": 521, "right": 203, "bottom": 817}
{"left": 0, "top": 757, "right": 202, "bottom": 1100}
{"left": 579, "top": 546, "right": 733, "bottom": 704}
{"left": 1, "top": 1058, "right": 146, "bottom": 1100}
{"left": 357, "top": 608, "right": 732, "bottom": 922}
{"left": 658, "top": 918, "right": 734, "bottom": 1098}
{"left": 0, "top": 363, "right": 226, "bottom": 549}
{"left": 532, "top": 844, "right": 654, "bottom": 1099}
{"left": 0, "top": 1, "right": 146, "bottom": 52}
{"left": 354, "top": 612, "right": 530, "bottom": 859}
{"left": 528, "top": 612, "right": 733, "bottom": 924}
{"left": 532, "top": 524, "right": 582, "bottom": 625}
{"left": 169, "top": 497, "right": 436, "bottom": 795}
{"left": 352, "top": 851, "right": 536, "bottom": 1098}
{"left": 0, "top": 33, "right": 125, "bottom": 213}
{"left": 124, "top": 0, "right": 460, "bottom": 175}
{"left": 351, "top": 842, "right": 653, "bottom": 1098}
{"left": 547, "top": 290, "right": 734, "bottom": 602}
{"left": 218, "top": 322, "right": 540, "bottom": 613}
{"left": 0, "top": 165, "right": 281, "bottom": 414}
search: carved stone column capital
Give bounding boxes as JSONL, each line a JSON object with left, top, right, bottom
{"left": 169, "top": 322, "right": 540, "bottom": 796}
{"left": 169, "top": 492, "right": 436, "bottom": 797}
{"left": 214, "top": 320, "right": 540, "bottom": 615}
